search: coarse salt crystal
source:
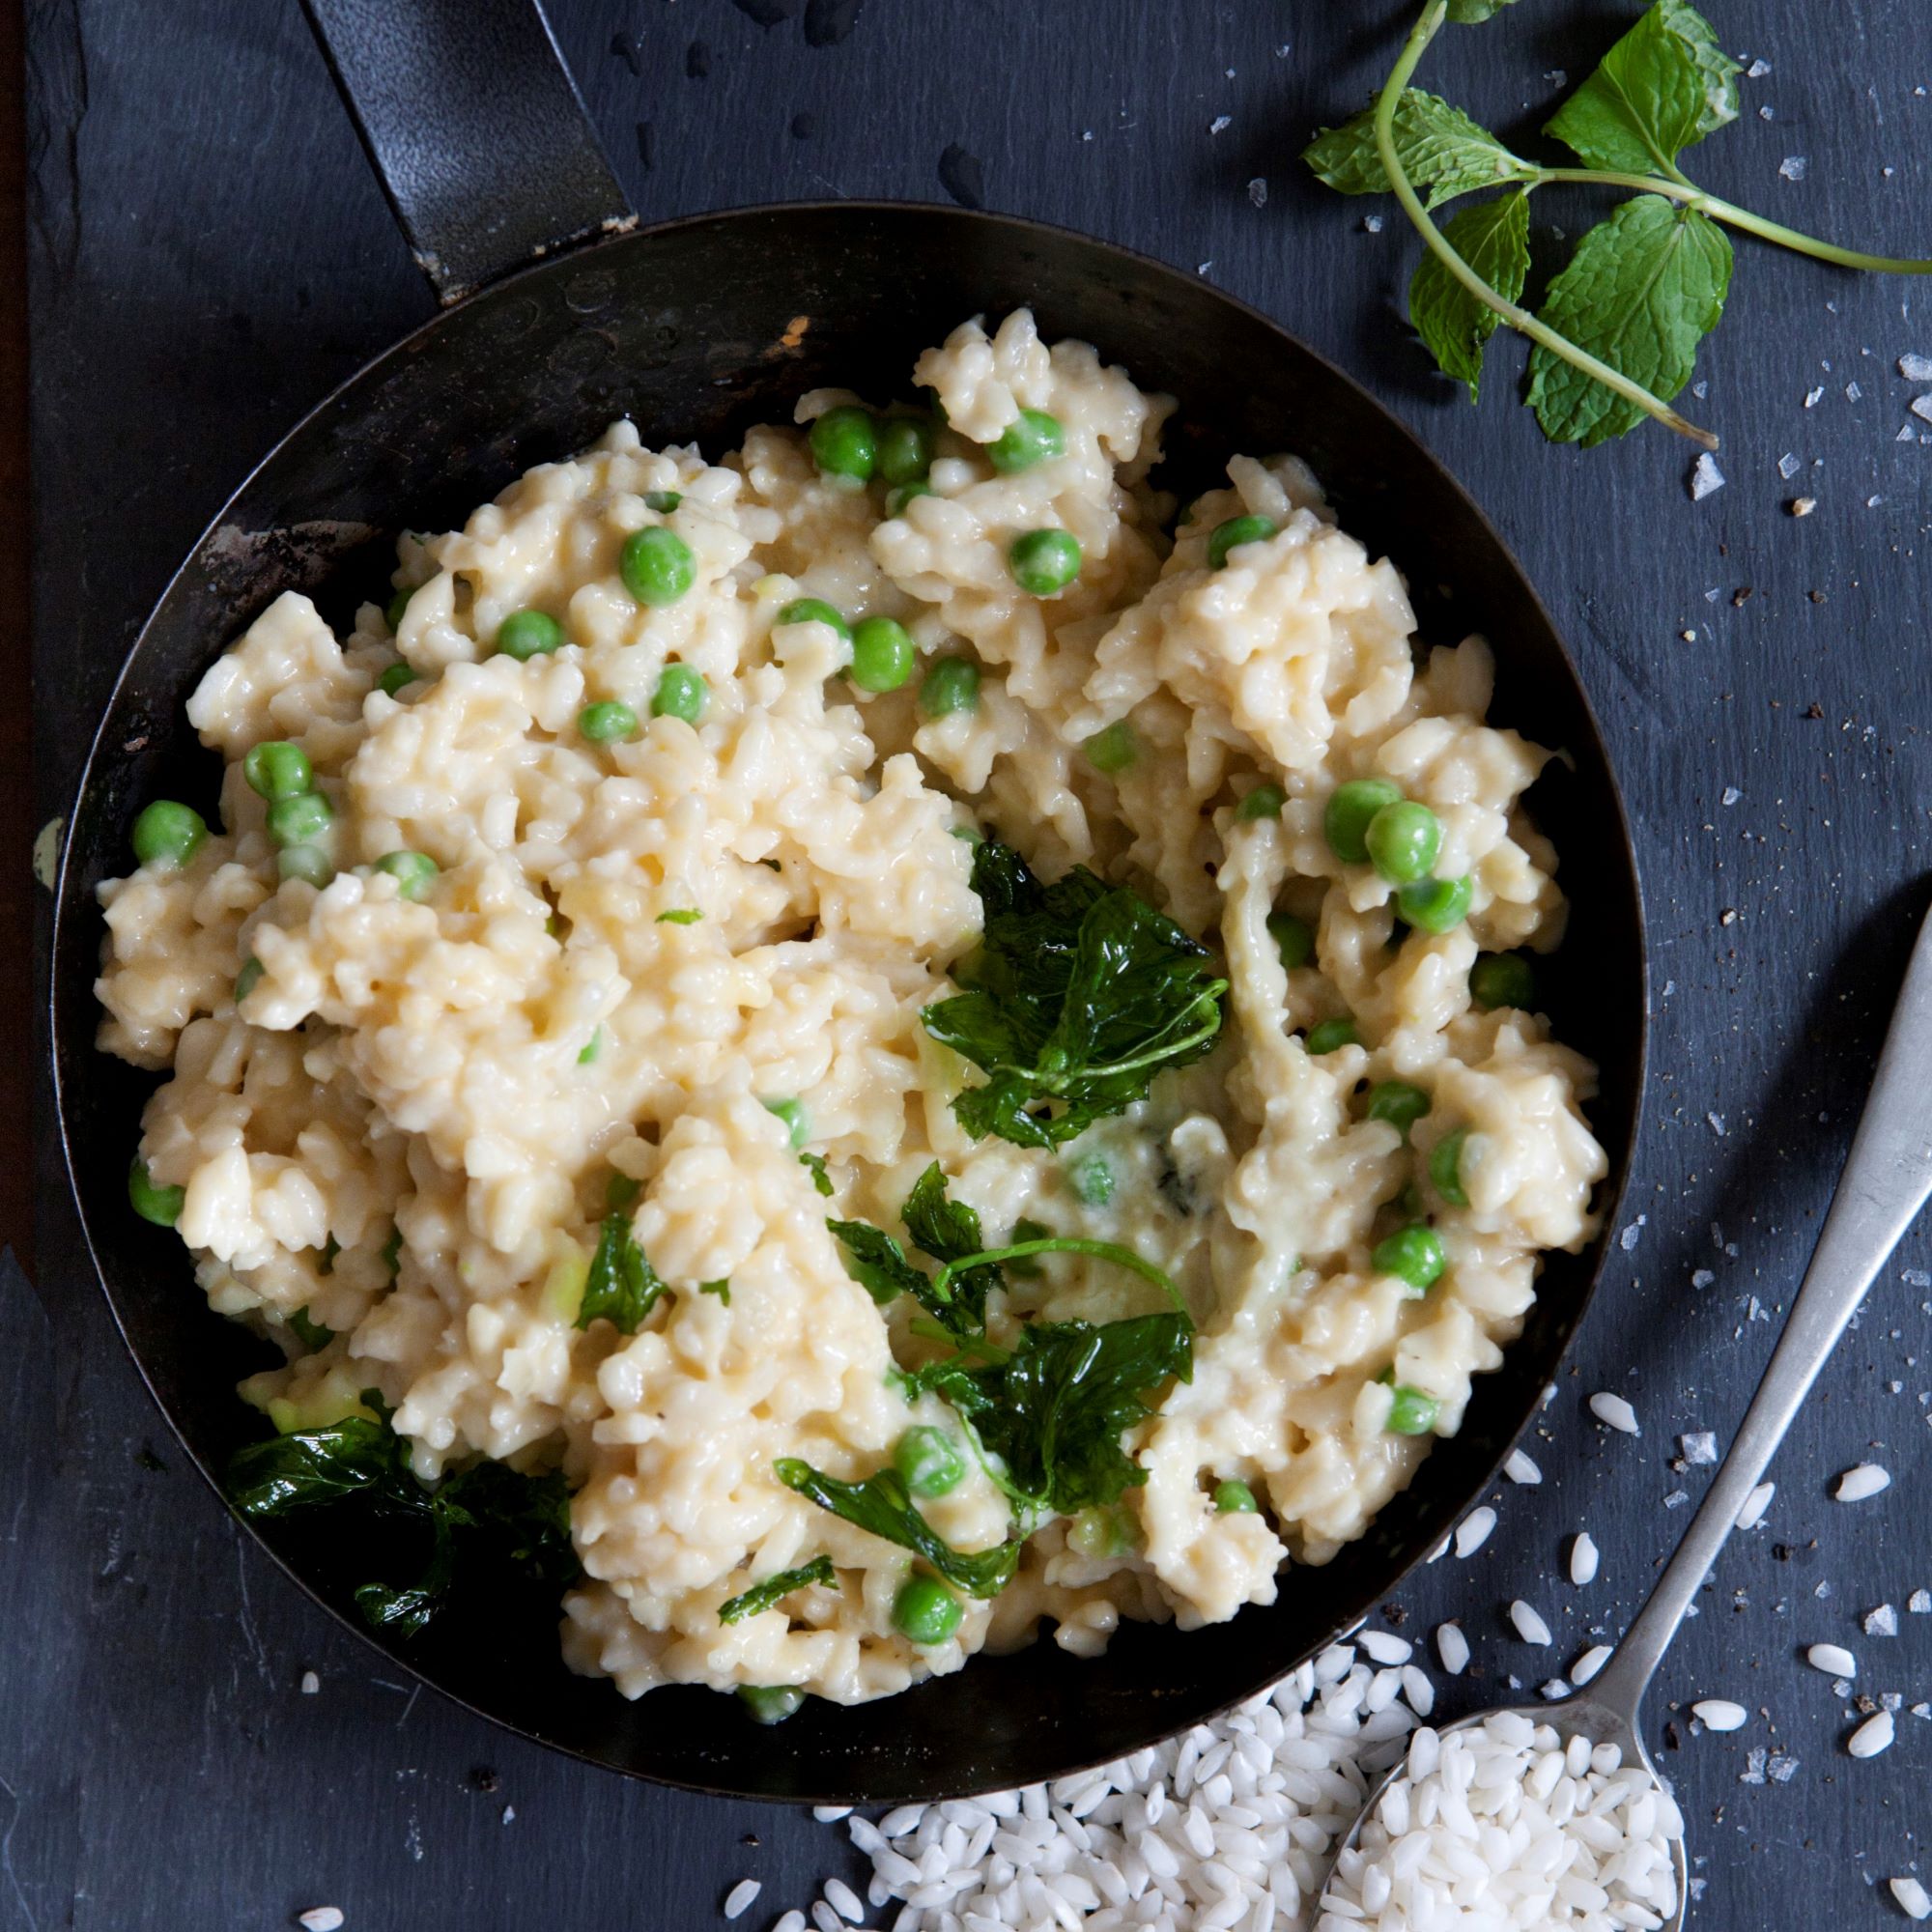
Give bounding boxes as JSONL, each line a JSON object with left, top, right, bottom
{"left": 1570, "top": 1532, "right": 1600, "bottom": 1586}
{"left": 1693, "top": 1699, "right": 1748, "bottom": 1732}
{"left": 1911, "top": 395, "right": 1932, "bottom": 424}
{"left": 1589, "top": 1392, "right": 1639, "bottom": 1435}
{"left": 1455, "top": 1507, "right": 1496, "bottom": 1557}
{"left": 1777, "top": 451, "right": 1801, "bottom": 478}
{"left": 1690, "top": 452, "right": 1725, "bottom": 500}
{"left": 1900, "top": 355, "right": 1932, "bottom": 381}
{"left": 1849, "top": 1710, "right": 1895, "bottom": 1757}
{"left": 1779, "top": 156, "right": 1808, "bottom": 180}
{"left": 1806, "top": 1643, "right": 1857, "bottom": 1677}
{"left": 1680, "top": 1432, "right": 1719, "bottom": 1464}
{"left": 1865, "top": 1604, "right": 1898, "bottom": 1637}
{"left": 1504, "top": 1448, "right": 1542, "bottom": 1485}
{"left": 1911, "top": 1590, "right": 1932, "bottom": 1613}
{"left": 1572, "top": 1644, "right": 1612, "bottom": 1687}
{"left": 723, "top": 1878, "right": 762, "bottom": 1920}
{"left": 1509, "top": 1601, "right": 1553, "bottom": 1646}
{"left": 1836, "top": 1463, "right": 1890, "bottom": 1501}
{"left": 1736, "top": 1481, "right": 1776, "bottom": 1530}
{"left": 1436, "top": 1622, "right": 1470, "bottom": 1674}
{"left": 298, "top": 1914, "right": 345, "bottom": 1932}
{"left": 1747, "top": 57, "right": 1772, "bottom": 76}
{"left": 1892, "top": 1877, "right": 1932, "bottom": 1920}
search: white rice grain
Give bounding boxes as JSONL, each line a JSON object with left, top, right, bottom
{"left": 1589, "top": 1392, "right": 1640, "bottom": 1435}
{"left": 1836, "top": 1463, "right": 1890, "bottom": 1502}
{"left": 1504, "top": 1449, "right": 1542, "bottom": 1485}
{"left": 298, "top": 1914, "right": 344, "bottom": 1932}
{"left": 823, "top": 1878, "right": 864, "bottom": 1923}
{"left": 1849, "top": 1710, "right": 1896, "bottom": 1757}
{"left": 1735, "top": 1481, "right": 1776, "bottom": 1530}
{"left": 1510, "top": 1601, "right": 1553, "bottom": 1646}
{"left": 1436, "top": 1623, "right": 1470, "bottom": 1675}
{"left": 1570, "top": 1533, "right": 1600, "bottom": 1586}
{"left": 1571, "top": 1645, "right": 1612, "bottom": 1688}
{"left": 1454, "top": 1508, "right": 1497, "bottom": 1558}
{"left": 723, "top": 1879, "right": 762, "bottom": 1920}
{"left": 1891, "top": 1876, "right": 1932, "bottom": 1920}
{"left": 1806, "top": 1643, "right": 1857, "bottom": 1678}
{"left": 1691, "top": 1700, "right": 1748, "bottom": 1733}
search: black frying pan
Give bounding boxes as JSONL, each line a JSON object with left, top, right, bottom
{"left": 47, "top": 0, "right": 1646, "bottom": 1803}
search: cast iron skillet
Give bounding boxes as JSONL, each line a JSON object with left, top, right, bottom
{"left": 48, "top": 0, "right": 1646, "bottom": 1803}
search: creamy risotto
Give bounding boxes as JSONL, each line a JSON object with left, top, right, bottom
{"left": 95, "top": 310, "right": 1605, "bottom": 1713}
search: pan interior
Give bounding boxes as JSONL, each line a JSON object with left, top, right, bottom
{"left": 52, "top": 204, "right": 1642, "bottom": 1803}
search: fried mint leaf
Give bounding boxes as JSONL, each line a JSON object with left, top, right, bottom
{"left": 774, "top": 1461, "right": 1019, "bottom": 1598}
{"left": 900, "top": 1162, "right": 1000, "bottom": 1326}
{"left": 1527, "top": 196, "right": 1733, "bottom": 446}
{"left": 1544, "top": 0, "right": 1739, "bottom": 175}
{"left": 1302, "top": 90, "right": 1536, "bottom": 211}
{"left": 718, "top": 1553, "right": 838, "bottom": 1624}
{"left": 577, "top": 1210, "right": 668, "bottom": 1333}
{"left": 828, "top": 1218, "right": 931, "bottom": 1306}
{"left": 229, "top": 1402, "right": 578, "bottom": 1637}
{"left": 967, "top": 1315, "right": 1195, "bottom": 1516}
{"left": 922, "top": 841, "right": 1227, "bottom": 1151}
{"left": 1446, "top": 0, "right": 1520, "bottom": 19}
{"left": 1409, "top": 188, "right": 1532, "bottom": 403}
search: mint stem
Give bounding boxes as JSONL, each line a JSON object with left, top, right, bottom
{"left": 1375, "top": 1, "right": 1720, "bottom": 449}
{"left": 934, "top": 1238, "right": 1188, "bottom": 1317}
{"left": 1534, "top": 169, "right": 1932, "bottom": 276}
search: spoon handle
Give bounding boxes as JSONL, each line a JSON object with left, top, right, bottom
{"left": 1587, "top": 901, "right": 1932, "bottom": 1723}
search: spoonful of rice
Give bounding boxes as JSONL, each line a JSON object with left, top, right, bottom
{"left": 1318, "top": 899, "right": 1932, "bottom": 1932}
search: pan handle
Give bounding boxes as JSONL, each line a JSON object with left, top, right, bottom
{"left": 299, "top": 0, "right": 637, "bottom": 306}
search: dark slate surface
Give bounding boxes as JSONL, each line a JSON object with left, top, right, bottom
{"left": 17, "top": 2, "right": 1932, "bottom": 1926}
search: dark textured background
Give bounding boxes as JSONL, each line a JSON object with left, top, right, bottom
{"left": 15, "top": 1, "right": 1932, "bottom": 1926}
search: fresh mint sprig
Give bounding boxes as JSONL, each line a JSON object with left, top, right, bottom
{"left": 1304, "top": 0, "right": 1930, "bottom": 448}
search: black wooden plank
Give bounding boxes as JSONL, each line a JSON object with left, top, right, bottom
{"left": 19, "top": 1, "right": 1932, "bottom": 1926}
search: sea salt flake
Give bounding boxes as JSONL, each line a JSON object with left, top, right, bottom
{"left": 1777, "top": 451, "right": 1801, "bottom": 478}
{"left": 1767, "top": 1750, "right": 1801, "bottom": 1782}
{"left": 1899, "top": 354, "right": 1932, "bottom": 381}
{"left": 1690, "top": 452, "right": 1726, "bottom": 499}
{"left": 1681, "top": 1432, "right": 1719, "bottom": 1464}
{"left": 1747, "top": 57, "right": 1772, "bottom": 76}
{"left": 1363, "top": 214, "right": 1383, "bottom": 233}
{"left": 1247, "top": 177, "right": 1268, "bottom": 208}
{"left": 1804, "top": 386, "right": 1825, "bottom": 408}
{"left": 1865, "top": 1604, "right": 1898, "bottom": 1637}
{"left": 1692, "top": 1268, "right": 1716, "bottom": 1289}
{"left": 1618, "top": 1217, "right": 1646, "bottom": 1253}
{"left": 1208, "top": 115, "right": 1232, "bottom": 134}
{"left": 1911, "top": 394, "right": 1932, "bottom": 424}
{"left": 1910, "top": 1589, "right": 1931, "bottom": 1613}
{"left": 1664, "top": 1490, "right": 1690, "bottom": 1509}
{"left": 1739, "top": 1747, "right": 1768, "bottom": 1784}
{"left": 1779, "top": 156, "right": 1808, "bottom": 180}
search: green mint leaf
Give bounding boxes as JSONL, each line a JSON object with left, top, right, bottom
{"left": 699, "top": 1278, "right": 731, "bottom": 1304}
{"left": 577, "top": 1211, "right": 668, "bottom": 1333}
{"left": 800, "top": 1150, "right": 835, "bottom": 1197}
{"left": 962, "top": 1315, "right": 1195, "bottom": 1516}
{"left": 1446, "top": 0, "right": 1521, "bottom": 19}
{"left": 228, "top": 1408, "right": 412, "bottom": 1518}
{"left": 900, "top": 1163, "right": 1000, "bottom": 1326}
{"left": 922, "top": 841, "right": 1226, "bottom": 1151}
{"left": 774, "top": 1460, "right": 1019, "bottom": 1598}
{"left": 1544, "top": 0, "right": 1739, "bottom": 175}
{"left": 288, "top": 1305, "right": 334, "bottom": 1351}
{"left": 718, "top": 1552, "right": 836, "bottom": 1623}
{"left": 828, "top": 1218, "right": 930, "bottom": 1306}
{"left": 1301, "top": 89, "right": 1536, "bottom": 211}
{"left": 1409, "top": 188, "right": 1532, "bottom": 402}
{"left": 1527, "top": 196, "right": 1732, "bottom": 445}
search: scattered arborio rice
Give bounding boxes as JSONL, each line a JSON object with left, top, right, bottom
{"left": 1319, "top": 1714, "right": 1682, "bottom": 1932}
{"left": 96, "top": 307, "right": 1605, "bottom": 1711}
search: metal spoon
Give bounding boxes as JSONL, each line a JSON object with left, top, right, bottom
{"left": 1320, "top": 898, "right": 1932, "bottom": 1929}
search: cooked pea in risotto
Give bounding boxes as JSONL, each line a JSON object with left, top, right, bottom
{"left": 96, "top": 310, "right": 1605, "bottom": 1715}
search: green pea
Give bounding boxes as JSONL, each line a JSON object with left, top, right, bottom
{"left": 737, "top": 1684, "right": 806, "bottom": 1724}
{"left": 1430, "top": 1129, "right": 1470, "bottom": 1208}
{"left": 128, "top": 1157, "right": 185, "bottom": 1228}
{"left": 777, "top": 597, "right": 853, "bottom": 643}
{"left": 894, "top": 1426, "right": 965, "bottom": 1499}
{"left": 651, "top": 663, "right": 707, "bottom": 723}
{"left": 1378, "top": 1369, "right": 1440, "bottom": 1435}
{"left": 1324, "top": 779, "right": 1405, "bottom": 865}
{"left": 644, "top": 489, "right": 683, "bottom": 513}
{"left": 267, "top": 791, "right": 332, "bottom": 848}
{"left": 877, "top": 415, "right": 935, "bottom": 486}
{"left": 621, "top": 527, "right": 697, "bottom": 609}
{"left": 278, "top": 845, "right": 333, "bottom": 888}
{"left": 234, "top": 955, "right": 264, "bottom": 1003}
{"left": 1085, "top": 721, "right": 1137, "bottom": 775}
{"left": 1365, "top": 1080, "right": 1431, "bottom": 1140}
{"left": 377, "top": 663, "right": 417, "bottom": 697}
{"left": 497, "top": 609, "right": 563, "bottom": 660}
{"left": 579, "top": 700, "right": 639, "bottom": 743}
{"left": 986, "top": 409, "right": 1064, "bottom": 473}
{"left": 242, "top": 741, "right": 313, "bottom": 803}
{"left": 809, "top": 405, "right": 878, "bottom": 481}
{"left": 1009, "top": 528, "right": 1082, "bottom": 596}
{"left": 762, "top": 1096, "right": 809, "bottom": 1149}
{"left": 1304, "top": 1017, "right": 1357, "bottom": 1055}
{"left": 1069, "top": 1152, "right": 1114, "bottom": 1207}
{"left": 849, "top": 616, "right": 915, "bottom": 692}
{"left": 1067, "top": 1506, "right": 1139, "bottom": 1558}
{"left": 1267, "top": 912, "right": 1314, "bottom": 972}
{"left": 1236, "top": 782, "right": 1285, "bottom": 822}
{"left": 1213, "top": 1479, "right": 1259, "bottom": 1515}
{"left": 131, "top": 801, "right": 207, "bottom": 870}
{"left": 1365, "top": 801, "right": 1442, "bottom": 887}
{"left": 375, "top": 850, "right": 439, "bottom": 901}
{"left": 920, "top": 658, "right": 980, "bottom": 720}
{"left": 892, "top": 1574, "right": 963, "bottom": 1646}
{"left": 385, "top": 587, "right": 412, "bottom": 633}
{"left": 884, "top": 481, "right": 934, "bottom": 518}
{"left": 1372, "top": 1222, "right": 1447, "bottom": 1293}
{"left": 1396, "top": 875, "right": 1474, "bottom": 933}
{"left": 1470, "top": 952, "right": 1536, "bottom": 1011}
{"left": 1208, "top": 514, "right": 1277, "bottom": 569}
